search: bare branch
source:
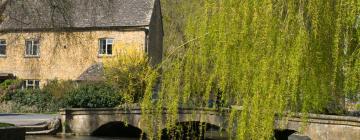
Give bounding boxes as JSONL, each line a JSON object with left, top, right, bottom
{"left": 0, "top": 0, "right": 9, "bottom": 23}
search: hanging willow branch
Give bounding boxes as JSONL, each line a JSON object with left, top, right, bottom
{"left": 141, "top": 0, "right": 360, "bottom": 139}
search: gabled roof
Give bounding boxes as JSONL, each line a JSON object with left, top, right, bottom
{"left": 0, "top": 0, "right": 156, "bottom": 31}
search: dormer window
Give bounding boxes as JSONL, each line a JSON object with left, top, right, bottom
{"left": 0, "top": 40, "right": 6, "bottom": 56}
{"left": 25, "top": 40, "right": 40, "bottom": 57}
{"left": 99, "top": 38, "right": 113, "bottom": 56}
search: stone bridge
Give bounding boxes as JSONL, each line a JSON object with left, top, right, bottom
{"left": 60, "top": 108, "right": 360, "bottom": 140}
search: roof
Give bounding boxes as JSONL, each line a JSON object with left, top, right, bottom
{"left": 0, "top": 0, "right": 156, "bottom": 31}
{"left": 77, "top": 63, "right": 104, "bottom": 81}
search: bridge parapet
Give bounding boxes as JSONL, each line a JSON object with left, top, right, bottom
{"left": 60, "top": 108, "right": 360, "bottom": 140}
{"left": 277, "top": 113, "right": 360, "bottom": 140}
{"left": 59, "top": 108, "right": 227, "bottom": 136}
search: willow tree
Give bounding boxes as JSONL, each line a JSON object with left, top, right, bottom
{"left": 141, "top": 0, "right": 360, "bottom": 139}
{"left": 160, "top": 0, "right": 203, "bottom": 53}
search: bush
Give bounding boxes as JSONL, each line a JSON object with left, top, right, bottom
{"left": 0, "top": 101, "right": 40, "bottom": 113}
{"left": 104, "top": 48, "right": 153, "bottom": 103}
{"left": 1, "top": 82, "right": 123, "bottom": 112}
{"left": 2, "top": 89, "right": 59, "bottom": 113}
{"left": 0, "top": 79, "right": 22, "bottom": 95}
{"left": 42, "top": 80, "right": 76, "bottom": 99}
{"left": 61, "top": 82, "right": 122, "bottom": 108}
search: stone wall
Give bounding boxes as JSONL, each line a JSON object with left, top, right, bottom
{"left": 61, "top": 108, "right": 360, "bottom": 140}
{"left": 0, "top": 30, "right": 147, "bottom": 85}
{"left": 59, "top": 108, "right": 225, "bottom": 136}
{"left": 277, "top": 114, "right": 360, "bottom": 140}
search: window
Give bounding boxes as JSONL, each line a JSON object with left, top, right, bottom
{"left": 0, "top": 40, "right": 6, "bottom": 56}
{"left": 25, "top": 40, "right": 40, "bottom": 57}
{"left": 99, "top": 38, "right": 113, "bottom": 56}
{"left": 22, "top": 80, "right": 40, "bottom": 89}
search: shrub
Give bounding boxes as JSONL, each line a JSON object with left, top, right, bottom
{"left": 0, "top": 101, "right": 39, "bottom": 113}
{"left": 42, "top": 80, "right": 76, "bottom": 99}
{"left": 0, "top": 79, "right": 22, "bottom": 96}
{"left": 2, "top": 89, "right": 59, "bottom": 113}
{"left": 61, "top": 82, "right": 122, "bottom": 108}
{"left": 104, "top": 48, "right": 154, "bottom": 103}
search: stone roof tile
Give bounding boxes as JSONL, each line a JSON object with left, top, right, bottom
{"left": 0, "top": 0, "right": 155, "bottom": 31}
{"left": 77, "top": 63, "right": 104, "bottom": 81}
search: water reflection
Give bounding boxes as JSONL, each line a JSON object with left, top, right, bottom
{"left": 26, "top": 135, "right": 139, "bottom": 140}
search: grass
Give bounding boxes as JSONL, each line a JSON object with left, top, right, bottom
{"left": 0, "top": 122, "right": 14, "bottom": 127}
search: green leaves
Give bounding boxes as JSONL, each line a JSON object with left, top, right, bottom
{"left": 103, "top": 49, "right": 151, "bottom": 104}
{"left": 148, "top": 0, "right": 360, "bottom": 139}
{"left": 2, "top": 89, "right": 58, "bottom": 113}
{"left": 61, "top": 82, "right": 122, "bottom": 108}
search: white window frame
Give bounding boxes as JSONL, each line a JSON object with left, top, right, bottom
{"left": 22, "top": 80, "right": 40, "bottom": 89}
{"left": 0, "top": 40, "right": 6, "bottom": 56}
{"left": 98, "top": 38, "right": 113, "bottom": 56}
{"left": 25, "top": 40, "right": 40, "bottom": 57}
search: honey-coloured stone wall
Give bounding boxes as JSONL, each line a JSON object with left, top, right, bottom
{"left": 0, "top": 30, "right": 146, "bottom": 85}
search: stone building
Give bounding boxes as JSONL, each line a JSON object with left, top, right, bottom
{"left": 0, "top": 0, "right": 163, "bottom": 88}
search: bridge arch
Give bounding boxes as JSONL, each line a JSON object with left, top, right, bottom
{"left": 161, "top": 121, "right": 222, "bottom": 140}
{"left": 91, "top": 121, "right": 146, "bottom": 138}
{"left": 274, "top": 129, "right": 297, "bottom": 140}
{"left": 274, "top": 129, "right": 311, "bottom": 140}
